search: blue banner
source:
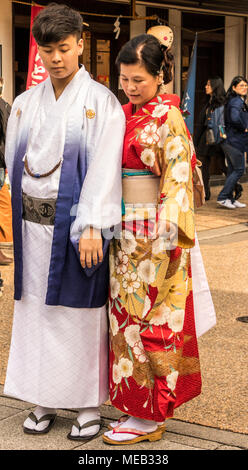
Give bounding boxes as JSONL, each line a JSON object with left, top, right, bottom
{"left": 181, "top": 33, "right": 198, "bottom": 134}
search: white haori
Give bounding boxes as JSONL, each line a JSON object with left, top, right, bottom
{"left": 4, "top": 67, "right": 122, "bottom": 407}
{"left": 191, "top": 232, "right": 216, "bottom": 337}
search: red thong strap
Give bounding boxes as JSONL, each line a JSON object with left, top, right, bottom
{"left": 112, "top": 425, "right": 147, "bottom": 436}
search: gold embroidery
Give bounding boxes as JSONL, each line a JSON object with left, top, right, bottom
{"left": 86, "top": 109, "right": 96, "bottom": 119}
{"left": 16, "top": 108, "right": 21, "bottom": 117}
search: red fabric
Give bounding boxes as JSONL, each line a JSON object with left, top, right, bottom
{"left": 122, "top": 94, "right": 180, "bottom": 170}
{"left": 26, "top": 6, "right": 49, "bottom": 90}
{"left": 108, "top": 94, "right": 201, "bottom": 422}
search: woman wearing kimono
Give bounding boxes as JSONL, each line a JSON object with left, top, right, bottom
{"left": 103, "top": 31, "right": 202, "bottom": 445}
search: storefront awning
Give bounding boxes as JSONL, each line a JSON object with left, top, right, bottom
{"left": 138, "top": 1, "right": 248, "bottom": 17}
{"left": 104, "top": 0, "right": 248, "bottom": 17}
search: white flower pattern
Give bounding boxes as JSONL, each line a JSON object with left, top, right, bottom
{"left": 124, "top": 324, "right": 141, "bottom": 347}
{"left": 110, "top": 277, "right": 120, "bottom": 299}
{"left": 115, "top": 250, "right": 129, "bottom": 275}
{"left": 140, "top": 124, "right": 159, "bottom": 145}
{"left": 149, "top": 304, "right": 171, "bottom": 326}
{"left": 142, "top": 295, "right": 151, "bottom": 318}
{"left": 157, "top": 123, "right": 170, "bottom": 148}
{"left": 152, "top": 104, "right": 170, "bottom": 118}
{"left": 166, "top": 136, "right": 184, "bottom": 160}
{"left": 172, "top": 161, "right": 189, "bottom": 183}
{"left": 133, "top": 341, "right": 148, "bottom": 363}
{"left": 118, "top": 358, "right": 133, "bottom": 378}
{"left": 140, "top": 148, "right": 155, "bottom": 167}
{"left": 122, "top": 270, "right": 140, "bottom": 294}
{"left": 113, "top": 363, "right": 122, "bottom": 384}
{"left": 110, "top": 313, "right": 119, "bottom": 336}
{"left": 166, "top": 370, "right": 179, "bottom": 392}
{"left": 120, "top": 230, "right": 137, "bottom": 255}
{"left": 137, "top": 259, "right": 156, "bottom": 284}
{"left": 167, "top": 309, "right": 185, "bottom": 333}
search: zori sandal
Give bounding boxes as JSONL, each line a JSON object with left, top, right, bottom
{"left": 108, "top": 415, "right": 166, "bottom": 433}
{"left": 103, "top": 424, "right": 163, "bottom": 445}
{"left": 23, "top": 412, "right": 57, "bottom": 434}
{"left": 67, "top": 418, "right": 102, "bottom": 441}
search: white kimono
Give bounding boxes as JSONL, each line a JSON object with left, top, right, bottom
{"left": 4, "top": 67, "right": 125, "bottom": 408}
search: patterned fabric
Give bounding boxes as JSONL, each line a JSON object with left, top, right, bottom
{"left": 108, "top": 94, "right": 201, "bottom": 422}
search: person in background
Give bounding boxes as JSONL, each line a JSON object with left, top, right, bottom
{"left": 0, "top": 77, "right": 13, "bottom": 265}
{"left": 217, "top": 76, "right": 248, "bottom": 209}
{"left": 194, "top": 77, "right": 228, "bottom": 201}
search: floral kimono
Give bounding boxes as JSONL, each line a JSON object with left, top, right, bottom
{"left": 108, "top": 94, "right": 201, "bottom": 423}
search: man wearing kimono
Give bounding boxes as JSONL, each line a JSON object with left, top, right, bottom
{"left": 4, "top": 3, "right": 125, "bottom": 440}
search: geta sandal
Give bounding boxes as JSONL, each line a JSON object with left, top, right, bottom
{"left": 108, "top": 415, "right": 166, "bottom": 433}
{"left": 67, "top": 418, "right": 102, "bottom": 441}
{"left": 103, "top": 424, "right": 163, "bottom": 445}
{"left": 23, "top": 412, "right": 57, "bottom": 435}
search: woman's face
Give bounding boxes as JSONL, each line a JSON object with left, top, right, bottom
{"left": 205, "top": 80, "right": 213, "bottom": 95}
{"left": 232, "top": 80, "right": 248, "bottom": 97}
{"left": 120, "top": 62, "right": 161, "bottom": 110}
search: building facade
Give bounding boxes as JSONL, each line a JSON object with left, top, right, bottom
{"left": 1, "top": 0, "right": 248, "bottom": 127}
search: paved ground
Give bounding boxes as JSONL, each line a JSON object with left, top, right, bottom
{"left": 0, "top": 182, "right": 247, "bottom": 450}
{"left": 0, "top": 382, "right": 247, "bottom": 451}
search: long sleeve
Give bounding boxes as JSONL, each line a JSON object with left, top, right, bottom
{"left": 4, "top": 97, "right": 22, "bottom": 184}
{"left": 70, "top": 92, "right": 126, "bottom": 241}
{"left": 228, "top": 100, "right": 247, "bottom": 132}
{"left": 159, "top": 106, "right": 195, "bottom": 248}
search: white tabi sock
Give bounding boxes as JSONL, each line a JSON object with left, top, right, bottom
{"left": 104, "top": 416, "right": 158, "bottom": 442}
{"left": 24, "top": 406, "right": 57, "bottom": 432}
{"left": 70, "top": 407, "right": 101, "bottom": 437}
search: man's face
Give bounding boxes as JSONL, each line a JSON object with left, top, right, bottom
{"left": 38, "top": 34, "right": 84, "bottom": 81}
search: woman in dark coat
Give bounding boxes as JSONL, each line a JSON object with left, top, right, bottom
{"left": 194, "top": 77, "right": 227, "bottom": 201}
{"left": 217, "top": 76, "right": 248, "bottom": 209}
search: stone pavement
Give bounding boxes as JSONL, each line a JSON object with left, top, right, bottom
{"left": 0, "top": 384, "right": 247, "bottom": 450}
{"left": 0, "top": 182, "right": 248, "bottom": 451}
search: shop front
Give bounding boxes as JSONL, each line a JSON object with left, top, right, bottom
{"left": 1, "top": 1, "right": 248, "bottom": 118}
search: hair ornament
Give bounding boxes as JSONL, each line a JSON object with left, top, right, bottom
{"left": 147, "top": 25, "right": 174, "bottom": 50}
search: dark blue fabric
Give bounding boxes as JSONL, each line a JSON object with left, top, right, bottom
{"left": 225, "top": 96, "right": 248, "bottom": 153}
{"left": 11, "top": 136, "right": 27, "bottom": 300}
{"left": 48, "top": 237, "right": 110, "bottom": 308}
{"left": 217, "top": 142, "right": 245, "bottom": 202}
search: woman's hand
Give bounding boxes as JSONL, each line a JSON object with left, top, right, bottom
{"left": 79, "top": 226, "right": 103, "bottom": 268}
{"left": 152, "top": 220, "right": 178, "bottom": 243}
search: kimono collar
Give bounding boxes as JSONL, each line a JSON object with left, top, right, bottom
{"left": 123, "top": 93, "right": 180, "bottom": 120}
{"left": 123, "top": 93, "right": 180, "bottom": 137}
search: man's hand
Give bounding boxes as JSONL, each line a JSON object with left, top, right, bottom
{"left": 79, "top": 226, "right": 103, "bottom": 268}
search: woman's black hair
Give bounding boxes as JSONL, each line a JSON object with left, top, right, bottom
{"left": 226, "top": 75, "right": 248, "bottom": 101}
{"left": 206, "top": 77, "right": 226, "bottom": 110}
{"left": 116, "top": 34, "right": 174, "bottom": 85}
{"left": 32, "top": 3, "right": 83, "bottom": 46}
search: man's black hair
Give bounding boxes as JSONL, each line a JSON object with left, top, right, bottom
{"left": 32, "top": 3, "right": 83, "bottom": 46}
